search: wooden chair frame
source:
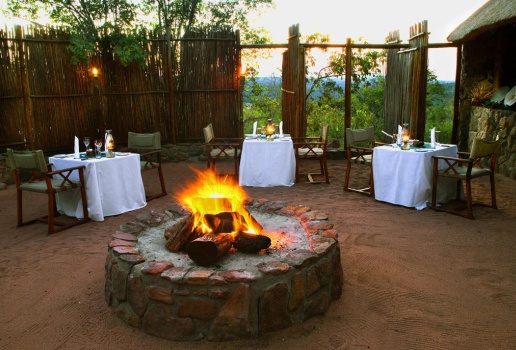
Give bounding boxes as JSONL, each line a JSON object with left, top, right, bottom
{"left": 429, "top": 137, "right": 499, "bottom": 219}
{"left": 344, "top": 126, "right": 379, "bottom": 196}
{"left": 8, "top": 149, "right": 89, "bottom": 235}
{"left": 203, "top": 124, "right": 242, "bottom": 177}
{"left": 127, "top": 132, "right": 167, "bottom": 201}
{"left": 293, "top": 125, "right": 329, "bottom": 184}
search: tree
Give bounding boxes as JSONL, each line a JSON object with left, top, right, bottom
{"left": 7, "top": 0, "right": 142, "bottom": 65}
{"left": 425, "top": 70, "right": 453, "bottom": 143}
{"left": 302, "top": 34, "right": 386, "bottom": 142}
{"left": 6, "top": 0, "right": 273, "bottom": 64}
{"left": 242, "top": 68, "right": 282, "bottom": 134}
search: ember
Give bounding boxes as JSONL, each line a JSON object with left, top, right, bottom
{"left": 167, "top": 169, "right": 271, "bottom": 265}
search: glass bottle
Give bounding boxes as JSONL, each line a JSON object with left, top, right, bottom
{"left": 401, "top": 123, "right": 410, "bottom": 150}
{"left": 105, "top": 130, "right": 115, "bottom": 158}
{"left": 266, "top": 118, "right": 275, "bottom": 138}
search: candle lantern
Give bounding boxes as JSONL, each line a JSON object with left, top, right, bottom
{"left": 265, "top": 118, "right": 276, "bottom": 139}
{"left": 105, "top": 130, "right": 115, "bottom": 158}
{"left": 401, "top": 123, "right": 410, "bottom": 150}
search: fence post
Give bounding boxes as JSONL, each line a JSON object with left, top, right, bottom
{"left": 166, "top": 27, "right": 176, "bottom": 143}
{"left": 15, "top": 25, "right": 34, "bottom": 150}
{"left": 344, "top": 38, "right": 352, "bottom": 138}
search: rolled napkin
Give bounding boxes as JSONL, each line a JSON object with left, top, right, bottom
{"left": 430, "top": 128, "right": 436, "bottom": 148}
{"left": 74, "top": 136, "right": 79, "bottom": 158}
{"left": 279, "top": 121, "right": 283, "bottom": 137}
{"left": 252, "top": 121, "right": 257, "bottom": 136}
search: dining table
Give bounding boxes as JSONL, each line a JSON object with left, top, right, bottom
{"left": 238, "top": 135, "right": 296, "bottom": 187}
{"left": 48, "top": 153, "right": 147, "bottom": 221}
{"left": 372, "top": 143, "right": 459, "bottom": 209}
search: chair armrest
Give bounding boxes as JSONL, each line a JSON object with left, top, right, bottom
{"left": 457, "top": 151, "right": 471, "bottom": 158}
{"left": 291, "top": 137, "right": 321, "bottom": 143}
{"left": 47, "top": 165, "right": 87, "bottom": 176}
{"left": 349, "top": 145, "right": 374, "bottom": 153}
{"left": 432, "top": 155, "right": 471, "bottom": 163}
{"left": 207, "top": 141, "right": 241, "bottom": 148}
{"left": 47, "top": 165, "right": 87, "bottom": 187}
{"left": 139, "top": 149, "right": 161, "bottom": 157}
{"left": 212, "top": 137, "right": 243, "bottom": 146}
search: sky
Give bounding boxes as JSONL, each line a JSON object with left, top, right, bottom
{"left": 249, "top": 0, "right": 489, "bottom": 80}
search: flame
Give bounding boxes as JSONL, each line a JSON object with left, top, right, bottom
{"left": 177, "top": 168, "right": 261, "bottom": 236}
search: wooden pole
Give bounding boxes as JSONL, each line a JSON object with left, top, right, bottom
{"left": 344, "top": 38, "right": 352, "bottom": 143}
{"left": 451, "top": 45, "right": 462, "bottom": 146}
{"left": 16, "top": 25, "right": 34, "bottom": 150}
{"left": 166, "top": 27, "right": 177, "bottom": 143}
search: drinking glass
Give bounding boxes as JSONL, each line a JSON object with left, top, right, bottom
{"left": 83, "top": 137, "right": 90, "bottom": 150}
{"left": 94, "top": 139, "right": 103, "bottom": 159}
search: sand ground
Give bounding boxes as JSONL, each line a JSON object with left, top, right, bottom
{"left": 1, "top": 159, "right": 515, "bottom": 350}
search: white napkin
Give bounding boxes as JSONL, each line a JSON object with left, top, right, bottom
{"left": 430, "top": 128, "right": 436, "bottom": 148}
{"left": 397, "top": 125, "right": 402, "bottom": 144}
{"left": 252, "top": 121, "right": 257, "bottom": 136}
{"left": 74, "top": 136, "right": 79, "bottom": 158}
{"left": 279, "top": 121, "right": 283, "bottom": 137}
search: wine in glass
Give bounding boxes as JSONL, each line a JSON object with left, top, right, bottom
{"left": 94, "top": 139, "right": 103, "bottom": 158}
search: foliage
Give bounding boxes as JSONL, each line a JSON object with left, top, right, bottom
{"left": 242, "top": 68, "right": 282, "bottom": 134}
{"left": 243, "top": 70, "right": 454, "bottom": 148}
{"left": 301, "top": 34, "right": 386, "bottom": 144}
{"left": 7, "top": 0, "right": 142, "bottom": 64}
{"left": 425, "top": 70, "right": 454, "bottom": 143}
{"left": 6, "top": 0, "right": 273, "bottom": 65}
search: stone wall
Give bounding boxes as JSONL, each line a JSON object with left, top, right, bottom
{"left": 469, "top": 106, "right": 516, "bottom": 179}
{"left": 105, "top": 201, "right": 343, "bottom": 341}
{"left": 454, "top": 28, "right": 516, "bottom": 180}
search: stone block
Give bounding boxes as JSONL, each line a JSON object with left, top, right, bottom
{"left": 259, "top": 282, "right": 291, "bottom": 333}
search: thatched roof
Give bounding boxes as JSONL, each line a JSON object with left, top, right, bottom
{"left": 447, "top": 0, "right": 516, "bottom": 42}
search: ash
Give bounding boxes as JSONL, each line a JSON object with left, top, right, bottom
{"left": 136, "top": 210, "right": 309, "bottom": 270}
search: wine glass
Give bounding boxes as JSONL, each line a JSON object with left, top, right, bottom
{"left": 94, "top": 139, "right": 103, "bottom": 158}
{"left": 261, "top": 126, "right": 266, "bottom": 139}
{"left": 83, "top": 137, "right": 90, "bottom": 151}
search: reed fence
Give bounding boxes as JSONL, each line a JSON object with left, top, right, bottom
{"left": 0, "top": 26, "right": 241, "bottom": 153}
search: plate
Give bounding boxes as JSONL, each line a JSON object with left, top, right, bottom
{"left": 115, "top": 152, "right": 130, "bottom": 156}
{"left": 414, "top": 149, "right": 428, "bottom": 152}
{"left": 491, "top": 86, "right": 509, "bottom": 103}
{"left": 53, "top": 154, "right": 67, "bottom": 158}
{"left": 504, "top": 85, "right": 516, "bottom": 106}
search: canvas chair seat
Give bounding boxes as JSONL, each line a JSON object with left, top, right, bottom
{"left": 293, "top": 125, "right": 329, "bottom": 183}
{"left": 430, "top": 137, "right": 500, "bottom": 219}
{"left": 344, "top": 126, "right": 379, "bottom": 196}
{"left": 7, "top": 149, "right": 89, "bottom": 235}
{"left": 128, "top": 132, "right": 167, "bottom": 201}
{"left": 20, "top": 178, "right": 84, "bottom": 193}
{"left": 297, "top": 147, "right": 324, "bottom": 157}
{"left": 210, "top": 147, "right": 240, "bottom": 158}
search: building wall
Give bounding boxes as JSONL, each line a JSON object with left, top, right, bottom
{"left": 457, "top": 25, "right": 516, "bottom": 179}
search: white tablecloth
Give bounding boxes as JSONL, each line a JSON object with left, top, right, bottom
{"left": 239, "top": 137, "right": 296, "bottom": 187}
{"left": 49, "top": 154, "right": 146, "bottom": 221}
{"left": 373, "top": 144, "right": 458, "bottom": 209}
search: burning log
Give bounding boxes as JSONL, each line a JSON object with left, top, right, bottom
{"left": 165, "top": 214, "right": 203, "bottom": 252}
{"left": 204, "top": 212, "right": 238, "bottom": 234}
{"left": 233, "top": 231, "right": 271, "bottom": 253}
{"left": 187, "top": 233, "right": 233, "bottom": 266}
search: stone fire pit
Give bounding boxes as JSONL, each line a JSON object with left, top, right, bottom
{"left": 105, "top": 199, "right": 343, "bottom": 341}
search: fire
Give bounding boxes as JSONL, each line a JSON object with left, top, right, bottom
{"left": 177, "top": 168, "right": 262, "bottom": 236}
